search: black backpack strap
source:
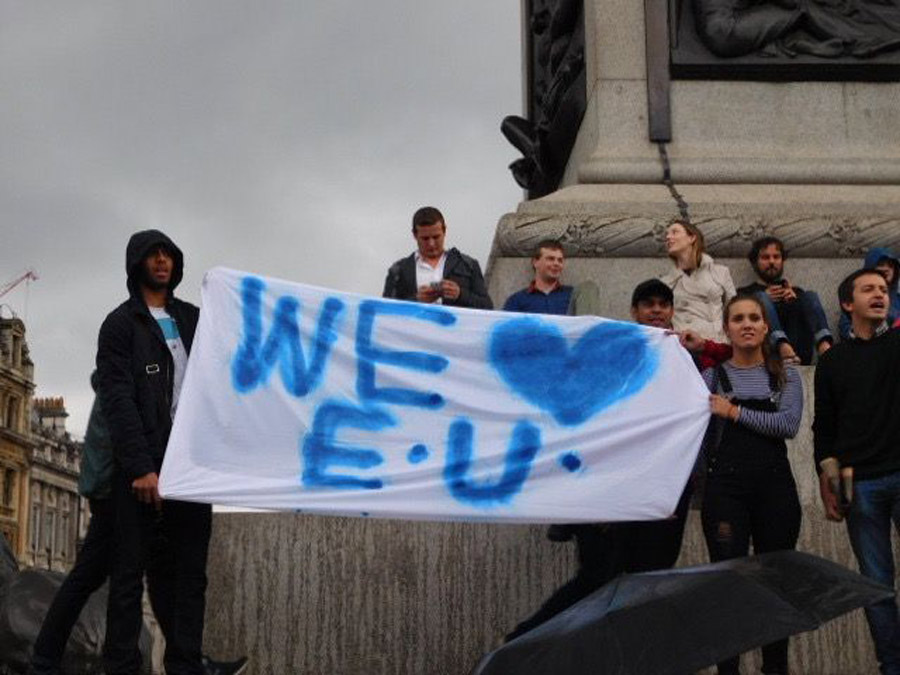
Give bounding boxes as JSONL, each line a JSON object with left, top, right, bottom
{"left": 715, "top": 363, "right": 733, "bottom": 395}
{"left": 767, "top": 367, "right": 783, "bottom": 406}
{"left": 768, "top": 369, "right": 780, "bottom": 393}
{"left": 702, "top": 366, "right": 728, "bottom": 465}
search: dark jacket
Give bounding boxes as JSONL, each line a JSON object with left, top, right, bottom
{"left": 382, "top": 247, "right": 493, "bottom": 309}
{"left": 96, "top": 230, "right": 198, "bottom": 481}
{"left": 813, "top": 328, "right": 900, "bottom": 480}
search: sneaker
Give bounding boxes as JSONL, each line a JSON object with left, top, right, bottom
{"left": 202, "top": 655, "right": 249, "bottom": 675}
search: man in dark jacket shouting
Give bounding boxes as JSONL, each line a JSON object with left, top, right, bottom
{"left": 97, "top": 230, "right": 211, "bottom": 675}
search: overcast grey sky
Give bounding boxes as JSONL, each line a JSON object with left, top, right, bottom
{"left": 1, "top": 2, "right": 523, "bottom": 436}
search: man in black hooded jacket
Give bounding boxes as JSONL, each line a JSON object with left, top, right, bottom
{"left": 96, "top": 230, "right": 211, "bottom": 675}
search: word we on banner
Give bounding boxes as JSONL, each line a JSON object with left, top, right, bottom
{"left": 160, "top": 268, "right": 710, "bottom": 523}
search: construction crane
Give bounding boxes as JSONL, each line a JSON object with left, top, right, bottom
{"left": 0, "top": 269, "right": 39, "bottom": 299}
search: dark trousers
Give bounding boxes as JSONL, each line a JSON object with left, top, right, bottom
{"left": 702, "top": 463, "right": 801, "bottom": 675}
{"left": 30, "top": 498, "right": 115, "bottom": 675}
{"left": 507, "top": 486, "right": 692, "bottom": 641}
{"left": 616, "top": 488, "right": 692, "bottom": 573}
{"left": 103, "top": 473, "right": 212, "bottom": 675}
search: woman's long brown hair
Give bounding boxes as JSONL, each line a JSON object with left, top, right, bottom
{"left": 723, "top": 294, "right": 786, "bottom": 390}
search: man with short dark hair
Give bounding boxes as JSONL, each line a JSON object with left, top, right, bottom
{"left": 738, "top": 236, "right": 833, "bottom": 364}
{"left": 382, "top": 206, "right": 492, "bottom": 309}
{"left": 814, "top": 268, "right": 900, "bottom": 675}
{"left": 630, "top": 278, "right": 733, "bottom": 369}
{"left": 839, "top": 248, "right": 900, "bottom": 339}
{"left": 503, "top": 240, "right": 572, "bottom": 314}
{"left": 629, "top": 278, "right": 673, "bottom": 328}
{"left": 97, "top": 231, "right": 211, "bottom": 675}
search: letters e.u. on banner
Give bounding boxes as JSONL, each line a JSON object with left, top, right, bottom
{"left": 160, "top": 267, "right": 710, "bottom": 523}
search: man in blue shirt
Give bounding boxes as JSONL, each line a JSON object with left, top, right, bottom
{"left": 502, "top": 240, "right": 573, "bottom": 314}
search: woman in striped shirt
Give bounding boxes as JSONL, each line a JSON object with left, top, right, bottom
{"left": 701, "top": 294, "right": 804, "bottom": 675}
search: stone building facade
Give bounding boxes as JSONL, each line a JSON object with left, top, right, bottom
{"left": 27, "top": 397, "right": 84, "bottom": 572}
{"left": 0, "top": 316, "right": 84, "bottom": 571}
{"left": 0, "top": 317, "right": 35, "bottom": 561}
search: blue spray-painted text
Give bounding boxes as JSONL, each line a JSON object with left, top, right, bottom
{"left": 301, "top": 400, "right": 394, "bottom": 490}
{"left": 232, "top": 276, "right": 345, "bottom": 397}
{"left": 444, "top": 419, "right": 541, "bottom": 505}
{"left": 356, "top": 300, "right": 456, "bottom": 409}
{"left": 227, "top": 280, "right": 652, "bottom": 509}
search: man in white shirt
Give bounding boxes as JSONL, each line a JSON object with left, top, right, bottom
{"left": 382, "top": 206, "right": 493, "bottom": 309}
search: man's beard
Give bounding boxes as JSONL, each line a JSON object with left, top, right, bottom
{"left": 141, "top": 266, "right": 169, "bottom": 291}
{"left": 757, "top": 265, "right": 782, "bottom": 283}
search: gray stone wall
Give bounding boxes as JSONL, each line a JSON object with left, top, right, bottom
{"left": 204, "top": 513, "right": 576, "bottom": 674}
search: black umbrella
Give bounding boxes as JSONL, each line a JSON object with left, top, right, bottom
{"left": 475, "top": 551, "right": 893, "bottom": 675}
{"left": 0, "top": 569, "right": 153, "bottom": 674}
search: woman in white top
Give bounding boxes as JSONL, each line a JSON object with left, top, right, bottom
{"left": 661, "top": 220, "right": 736, "bottom": 343}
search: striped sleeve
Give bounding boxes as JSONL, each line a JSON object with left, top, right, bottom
{"left": 735, "top": 366, "right": 803, "bottom": 439}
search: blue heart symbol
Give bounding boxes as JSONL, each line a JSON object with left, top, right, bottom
{"left": 489, "top": 318, "right": 659, "bottom": 426}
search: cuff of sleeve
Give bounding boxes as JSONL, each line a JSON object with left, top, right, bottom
{"left": 123, "top": 459, "right": 157, "bottom": 483}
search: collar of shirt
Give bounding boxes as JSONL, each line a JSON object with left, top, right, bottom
{"left": 414, "top": 250, "right": 446, "bottom": 269}
{"left": 414, "top": 251, "right": 447, "bottom": 303}
{"left": 849, "top": 320, "right": 889, "bottom": 341}
{"left": 527, "top": 280, "right": 562, "bottom": 294}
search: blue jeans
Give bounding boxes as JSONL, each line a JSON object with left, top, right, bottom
{"left": 846, "top": 471, "right": 900, "bottom": 675}
{"left": 756, "top": 290, "right": 832, "bottom": 351}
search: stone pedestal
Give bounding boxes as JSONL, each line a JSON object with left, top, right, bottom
{"left": 570, "top": 0, "right": 900, "bottom": 186}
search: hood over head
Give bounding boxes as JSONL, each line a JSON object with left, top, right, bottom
{"left": 864, "top": 247, "right": 900, "bottom": 289}
{"left": 125, "top": 230, "right": 184, "bottom": 298}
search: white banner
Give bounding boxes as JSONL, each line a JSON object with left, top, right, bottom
{"left": 160, "top": 267, "right": 710, "bottom": 523}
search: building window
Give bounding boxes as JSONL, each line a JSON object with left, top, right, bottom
{"left": 44, "top": 511, "right": 56, "bottom": 558}
{"left": 3, "top": 469, "right": 14, "bottom": 507}
{"left": 5, "top": 397, "right": 19, "bottom": 432}
{"left": 11, "top": 335, "right": 22, "bottom": 368}
{"left": 30, "top": 504, "right": 40, "bottom": 554}
{"left": 60, "top": 495, "right": 70, "bottom": 560}
{"left": 60, "top": 514, "right": 69, "bottom": 560}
